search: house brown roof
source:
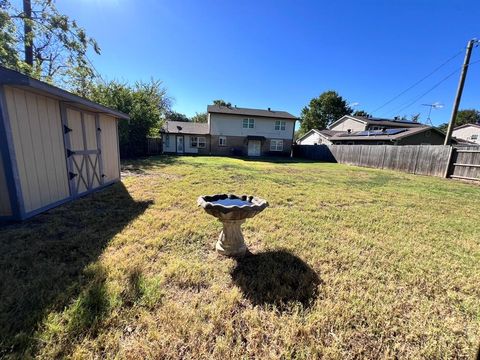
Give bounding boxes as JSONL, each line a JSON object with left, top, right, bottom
{"left": 453, "top": 123, "right": 480, "bottom": 130}
{"left": 329, "top": 115, "right": 424, "bottom": 129}
{"left": 161, "top": 121, "right": 209, "bottom": 135}
{"left": 329, "top": 126, "right": 439, "bottom": 141}
{"left": 207, "top": 105, "right": 297, "bottom": 120}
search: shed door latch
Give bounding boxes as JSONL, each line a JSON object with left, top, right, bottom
{"left": 69, "top": 172, "right": 78, "bottom": 180}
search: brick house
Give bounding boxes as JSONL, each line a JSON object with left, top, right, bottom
{"left": 161, "top": 105, "right": 297, "bottom": 156}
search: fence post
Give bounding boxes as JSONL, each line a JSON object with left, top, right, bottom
{"left": 443, "top": 146, "right": 455, "bottom": 178}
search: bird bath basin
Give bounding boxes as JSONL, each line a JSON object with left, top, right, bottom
{"left": 198, "top": 194, "right": 269, "bottom": 257}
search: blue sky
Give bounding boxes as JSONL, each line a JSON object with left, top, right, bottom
{"left": 54, "top": 0, "right": 479, "bottom": 126}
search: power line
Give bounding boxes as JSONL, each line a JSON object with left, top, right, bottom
{"left": 389, "top": 67, "right": 460, "bottom": 116}
{"left": 371, "top": 50, "right": 463, "bottom": 115}
{"left": 389, "top": 55, "right": 480, "bottom": 117}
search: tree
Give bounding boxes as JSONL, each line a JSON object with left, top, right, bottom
{"left": 191, "top": 112, "right": 207, "bottom": 123}
{"left": 299, "top": 91, "right": 352, "bottom": 134}
{"left": 437, "top": 109, "right": 480, "bottom": 133}
{"left": 213, "top": 99, "right": 231, "bottom": 107}
{"left": 353, "top": 110, "right": 371, "bottom": 117}
{"left": 165, "top": 111, "right": 189, "bottom": 122}
{"left": 86, "top": 79, "right": 171, "bottom": 157}
{"left": 0, "top": 0, "right": 100, "bottom": 86}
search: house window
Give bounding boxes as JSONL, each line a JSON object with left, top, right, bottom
{"left": 243, "top": 118, "right": 255, "bottom": 129}
{"left": 191, "top": 136, "right": 206, "bottom": 148}
{"left": 165, "top": 134, "right": 170, "bottom": 147}
{"left": 471, "top": 134, "right": 478, "bottom": 140}
{"left": 275, "top": 120, "right": 286, "bottom": 131}
{"left": 270, "top": 139, "right": 283, "bottom": 151}
{"left": 219, "top": 136, "right": 227, "bottom": 146}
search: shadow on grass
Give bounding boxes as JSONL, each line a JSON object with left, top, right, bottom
{"left": 0, "top": 182, "right": 152, "bottom": 357}
{"left": 231, "top": 250, "right": 321, "bottom": 309}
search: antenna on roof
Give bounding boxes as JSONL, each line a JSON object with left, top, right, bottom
{"left": 421, "top": 102, "right": 443, "bottom": 126}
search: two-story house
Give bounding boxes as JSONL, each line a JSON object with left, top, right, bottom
{"left": 207, "top": 105, "right": 297, "bottom": 156}
{"left": 161, "top": 105, "right": 298, "bottom": 156}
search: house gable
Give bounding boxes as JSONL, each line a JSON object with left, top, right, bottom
{"left": 329, "top": 116, "right": 367, "bottom": 132}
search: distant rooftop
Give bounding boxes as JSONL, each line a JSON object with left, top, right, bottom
{"left": 207, "top": 105, "right": 297, "bottom": 120}
{"left": 330, "top": 126, "right": 435, "bottom": 141}
{"left": 161, "top": 121, "right": 209, "bottom": 134}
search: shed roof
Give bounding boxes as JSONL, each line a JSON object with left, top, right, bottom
{"left": 0, "top": 66, "right": 129, "bottom": 120}
{"left": 207, "top": 105, "right": 297, "bottom": 120}
{"left": 161, "top": 121, "right": 209, "bottom": 134}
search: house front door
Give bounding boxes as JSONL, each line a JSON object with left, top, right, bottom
{"left": 176, "top": 136, "right": 184, "bottom": 153}
{"left": 247, "top": 140, "right": 261, "bottom": 156}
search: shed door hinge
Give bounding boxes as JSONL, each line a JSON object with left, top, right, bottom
{"left": 66, "top": 149, "right": 75, "bottom": 157}
{"left": 97, "top": 127, "right": 102, "bottom": 132}
{"left": 69, "top": 172, "right": 78, "bottom": 180}
{"left": 64, "top": 125, "right": 73, "bottom": 134}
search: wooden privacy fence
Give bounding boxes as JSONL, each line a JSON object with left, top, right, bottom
{"left": 449, "top": 146, "right": 480, "bottom": 181}
{"left": 147, "top": 137, "right": 162, "bottom": 155}
{"left": 293, "top": 144, "right": 455, "bottom": 178}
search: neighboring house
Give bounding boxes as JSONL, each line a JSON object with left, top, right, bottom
{"left": 207, "top": 105, "right": 297, "bottom": 156}
{"left": 329, "top": 126, "right": 447, "bottom": 145}
{"left": 452, "top": 123, "right": 480, "bottom": 145}
{"left": 298, "top": 115, "right": 448, "bottom": 145}
{"left": 161, "top": 121, "right": 210, "bottom": 154}
{"left": 296, "top": 129, "right": 342, "bottom": 145}
{"left": 329, "top": 115, "right": 424, "bottom": 132}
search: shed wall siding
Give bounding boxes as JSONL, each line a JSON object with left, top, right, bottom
{"left": 4, "top": 86, "right": 69, "bottom": 213}
{"left": 99, "top": 114, "right": 120, "bottom": 182}
{"left": 0, "top": 152, "right": 12, "bottom": 216}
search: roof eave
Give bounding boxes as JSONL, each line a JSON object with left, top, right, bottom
{"left": 0, "top": 66, "right": 130, "bottom": 120}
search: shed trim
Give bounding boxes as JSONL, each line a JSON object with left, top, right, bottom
{"left": 0, "top": 85, "right": 25, "bottom": 218}
{"left": 0, "top": 66, "right": 129, "bottom": 120}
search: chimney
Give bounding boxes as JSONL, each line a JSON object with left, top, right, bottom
{"left": 268, "top": 107, "right": 271, "bottom": 111}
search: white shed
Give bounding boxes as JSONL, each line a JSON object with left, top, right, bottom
{"left": 0, "top": 66, "right": 129, "bottom": 221}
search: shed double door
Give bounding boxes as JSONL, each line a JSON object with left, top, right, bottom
{"left": 64, "top": 107, "right": 103, "bottom": 196}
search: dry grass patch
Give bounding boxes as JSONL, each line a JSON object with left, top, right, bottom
{"left": 0, "top": 155, "right": 479, "bottom": 359}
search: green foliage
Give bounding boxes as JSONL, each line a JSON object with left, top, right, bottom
{"left": 0, "top": 0, "right": 100, "bottom": 86}
{"left": 86, "top": 80, "right": 171, "bottom": 157}
{"left": 191, "top": 112, "right": 207, "bottom": 123}
{"left": 213, "top": 99, "right": 231, "bottom": 107}
{"left": 438, "top": 109, "right": 480, "bottom": 133}
{"left": 455, "top": 109, "right": 480, "bottom": 126}
{"left": 165, "top": 111, "right": 189, "bottom": 122}
{"left": 299, "top": 91, "right": 352, "bottom": 134}
{"left": 352, "top": 110, "right": 371, "bottom": 117}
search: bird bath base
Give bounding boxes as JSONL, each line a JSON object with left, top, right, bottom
{"left": 197, "top": 194, "right": 269, "bottom": 257}
{"left": 216, "top": 219, "right": 247, "bottom": 257}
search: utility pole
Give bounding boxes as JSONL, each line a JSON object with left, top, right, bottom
{"left": 23, "top": 0, "right": 33, "bottom": 66}
{"left": 444, "top": 39, "right": 477, "bottom": 145}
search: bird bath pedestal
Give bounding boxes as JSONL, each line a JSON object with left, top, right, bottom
{"left": 198, "top": 194, "right": 269, "bottom": 257}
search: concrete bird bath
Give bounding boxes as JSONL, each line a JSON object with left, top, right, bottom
{"left": 198, "top": 194, "right": 269, "bottom": 257}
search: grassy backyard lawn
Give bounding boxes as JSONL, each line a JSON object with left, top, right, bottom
{"left": 1, "top": 156, "right": 479, "bottom": 359}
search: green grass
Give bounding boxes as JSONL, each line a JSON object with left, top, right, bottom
{"left": 1, "top": 155, "right": 479, "bottom": 359}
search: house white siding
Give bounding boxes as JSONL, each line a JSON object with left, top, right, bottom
{"left": 330, "top": 118, "right": 366, "bottom": 132}
{"left": 452, "top": 125, "right": 480, "bottom": 144}
{"left": 162, "top": 134, "right": 176, "bottom": 152}
{"left": 298, "top": 131, "right": 332, "bottom": 145}
{"left": 210, "top": 113, "right": 295, "bottom": 139}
